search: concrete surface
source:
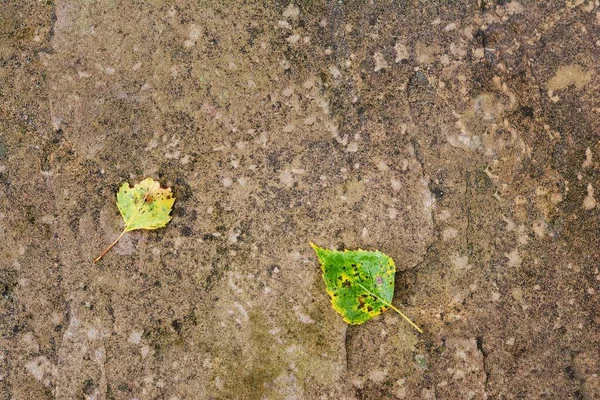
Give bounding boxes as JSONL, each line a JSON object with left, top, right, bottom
{"left": 1, "top": 1, "right": 599, "bottom": 399}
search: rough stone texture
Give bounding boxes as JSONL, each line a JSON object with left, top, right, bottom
{"left": 1, "top": 1, "right": 599, "bottom": 399}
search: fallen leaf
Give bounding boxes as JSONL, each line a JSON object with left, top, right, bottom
{"left": 94, "top": 177, "right": 175, "bottom": 263}
{"left": 311, "top": 243, "right": 422, "bottom": 333}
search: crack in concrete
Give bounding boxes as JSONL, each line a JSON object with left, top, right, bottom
{"left": 464, "top": 170, "right": 474, "bottom": 257}
{"left": 410, "top": 138, "right": 426, "bottom": 182}
{"left": 44, "top": 4, "right": 74, "bottom": 398}
{"left": 567, "top": 352, "right": 587, "bottom": 400}
{"left": 343, "top": 325, "right": 350, "bottom": 373}
{"left": 410, "top": 137, "right": 437, "bottom": 269}
{"left": 527, "top": 57, "right": 547, "bottom": 118}
{"left": 476, "top": 336, "right": 490, "bottom": 394}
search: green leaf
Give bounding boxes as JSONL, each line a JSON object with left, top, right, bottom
{"left": 94, "top": 178, "right": 175, "bottom": 263}
{"left": 311, "top": 243, "right": 422, "bottom": 333}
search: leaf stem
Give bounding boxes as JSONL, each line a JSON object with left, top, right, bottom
{"left": 93, "top": 229, "right": 126, "bottom": 263}
{"left": 384, "top": 302, "right": 424, "bottom": 334}
{"left": 355, "top": 281, "right": 423, "bottom": 334}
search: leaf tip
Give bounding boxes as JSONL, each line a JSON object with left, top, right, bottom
{"left": 311, "top": 242, "right": 326, "bottom": 255}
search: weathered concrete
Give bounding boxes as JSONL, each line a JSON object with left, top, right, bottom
{"left": 1, "top": 1, "right": 599, "bottom": 399}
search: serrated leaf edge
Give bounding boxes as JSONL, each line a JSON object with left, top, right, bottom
{"left": 94, "top": 178, "right": 174, "bottom": 263}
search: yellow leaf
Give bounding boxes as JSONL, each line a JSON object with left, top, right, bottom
{"left": 94, "top": 178, "right": 175, "bottom": 263}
